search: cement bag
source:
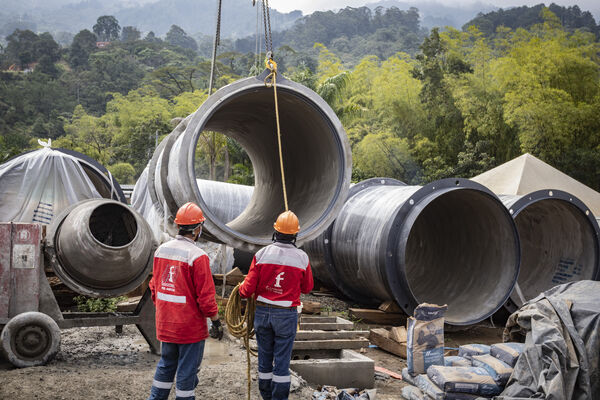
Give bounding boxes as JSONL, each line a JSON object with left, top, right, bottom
{"left": 471, "top": 354, "right": 513, "bottom": 385}
{"left": 415, "top": 374, "right": 486, "bottom": 400}
{"left": 489, "top": 342, "right": 524, "bottom": 367}
{"left": 407, "top": 303, "right": 447, "bottom": 375}
{"left": 0, "top": 146, "right": 103, "bottom": 225}
{"left": 427, "top": 366, "right": 502, "bottom": 396}
{"left": 457, "top": 344, "right": 490, "bottom": 359}
{"left": 402, "top": 367, "right": 417, "bottom": 385}
{"left": 445, "top": 356, "right": 471, "bottom": 367}
{"left": 401, "top": 385, "right": 426, "bottom": 400}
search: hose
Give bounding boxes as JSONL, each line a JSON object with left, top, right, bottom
{"left": 224, "top": 283, "right": 256, "bottom": 400}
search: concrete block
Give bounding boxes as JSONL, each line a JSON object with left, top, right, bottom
{"left": 290, "top": 349, "right": 375, "bottom": 389}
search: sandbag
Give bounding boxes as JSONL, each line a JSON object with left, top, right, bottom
{"left": 445, "top": 356, "right": 472, "bottom": 367}
{"left": 471, "top": 354, "right": 513, "bottom": 385}
{"left": 402, "top": 367, "right": 418, "bottom": 386}
{"left": 489, "top": 342, "right": 524, "bottom": 368}
{"left": 427, "top": 366, "right": 502, "bottom": 396}
{"left": 407, "top": 303, "right": 447, "bottom": 375}
{"left": 401, "top": 385, "right": 426, "bottom": 400}
{"left": 458, "top": 344, "right": 490, "bottom": 359}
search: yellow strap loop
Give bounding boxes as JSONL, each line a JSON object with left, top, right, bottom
{"left": 264, "top": 57, "right": 289, "bottom": 212}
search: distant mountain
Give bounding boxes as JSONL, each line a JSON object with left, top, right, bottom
{"left": 464, "top": 3, "right": 600, "bottom": 37}
{"left": 364, "top": 1, "right": 498, "bottom": 29}
{"left": 0, "top": 0, "right": 302, "bottom": 40}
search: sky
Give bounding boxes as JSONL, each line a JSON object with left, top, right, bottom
{"left": 268, "top": 0, "right": 599, "bottom": 17}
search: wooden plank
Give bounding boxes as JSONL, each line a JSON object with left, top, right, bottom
{"left": 375, "top": 366, "right": 403, "bottom": 380}
{"left": 349, "top": 308, "right": 407, "bottom": 325}
{"left": 295, "top": 330, "right": 369, "bottom": 340}
{"left": 301, "top": 301, "right": 321, "bottom": 314}
{"left": 390, "top": 326, "right": 407, "bottom": 343}
{"left": 292, "top": 338, "right": 369, "bottom": 350}
{"left": 378, "top": 301, "right": 402, "bottom": 313}
{"left": 10, "top": 223, "right": 41, "bottom": 316}
{"left": 117, "top": 296, "right": 142, "bottom": 312}
{"left": 369, "top": 328, "right": 407, "bottom": 358}
{"left": 301, "top": 316, "right": 337, "bottom": 323}
{"left": 299, "top": 322, "right": 353, "bottom": 331}
{"left": 0, "top": 224, "right": 12, "bottom": 318}
{"left": 213, "top": 267, "right": 246, "bottom": 286}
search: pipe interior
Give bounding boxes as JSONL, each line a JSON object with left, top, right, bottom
{"left": 196, "top": 87, "right": 342, "bottom": 241}
{"left": 405, "top": 189, "right": 518, "bottom": 324}
{"left": 513, "top": 199, "right": 596, "bottom": 304}
{"left": 89, "top": 204, "right": 137, "bottom": 246}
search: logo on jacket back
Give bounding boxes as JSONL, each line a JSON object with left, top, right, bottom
{"left": 274, "top": 272, "right": 285, "bottom": 288}
{"left": 160, "top": 265, "right": 178, "bottom": 292}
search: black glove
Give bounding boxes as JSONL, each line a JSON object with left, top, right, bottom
{"left": 209, "top": 319, "right": 223, "bottom": 340}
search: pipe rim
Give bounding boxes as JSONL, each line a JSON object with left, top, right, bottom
{"left": 503, "top": 189, "right": 600, "bottom": 312}
{"left": 179, "top": 71, "right": 352, "bottom": 250}
{"left": 386, "top": 178, "right": 521, "bottom": 325}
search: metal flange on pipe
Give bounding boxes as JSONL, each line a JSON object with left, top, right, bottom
{"left": 500, "top": 190, "right": 600, "bottom": 312}
{"left": 148, "top": 70, "right": 352, "bottom": 252}
{"left": 305, "top": 178, "right": 521, "bottom": 326}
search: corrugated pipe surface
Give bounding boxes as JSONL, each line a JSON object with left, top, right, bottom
{"left": 500, "top": 190, "right": 600, "bottom": 312}
{"left": 305, "top": 178, "right": 521, "bottom": 326}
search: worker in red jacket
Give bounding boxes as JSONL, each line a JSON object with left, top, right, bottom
{"left": 148, "top": 202, "right": 222, "bottom": 400}
{"left": 239, "top": 210, "right": 314, "bottom": 400}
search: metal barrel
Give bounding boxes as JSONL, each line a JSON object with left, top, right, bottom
{"left": 500, "top": 190, "right": 600, "bottom": 312}
{"left": 46, "top": 199, "right": 156, "bottom": 297}
{"left": 149, "top": 70, "right": 352, "bottom": 252}
{"left": 327, "top": 178, "right": 520, "bottom": 326}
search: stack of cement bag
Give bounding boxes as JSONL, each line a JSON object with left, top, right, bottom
{"left": 401, "top": 341, "right": 525, "bottom": 400}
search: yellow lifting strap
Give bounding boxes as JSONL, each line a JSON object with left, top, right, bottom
{"left": 264, "top": 56, "right": 289, "bottom": 212}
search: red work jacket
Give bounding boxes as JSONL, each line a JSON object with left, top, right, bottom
{"left": 149, "top": 235, "right": 218, "bottom": 343}
{"left": 239, "top": 242, "right": 313, "bottom": 307}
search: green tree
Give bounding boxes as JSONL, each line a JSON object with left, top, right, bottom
{"left": 121, "top": 26, "right": 141, "bottom": 42}
{"left": 108, "top": 162, "right": 136, "bottom": 184}
{"left": 93, "top": 16, "right": 120, "bottom": 42}
{"left": 166, "top": 25, "right": 197, "bottom": 51}
{"left": 69, "top": 29, "right": 98, "bottom": 70}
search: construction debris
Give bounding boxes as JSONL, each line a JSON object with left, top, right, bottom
{"left": 368, "top": 328, "right": 407, "bottom": 358}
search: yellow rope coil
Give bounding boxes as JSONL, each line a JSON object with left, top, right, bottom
{"left": 224, "top": 284, "right": 257, "bottom": 400}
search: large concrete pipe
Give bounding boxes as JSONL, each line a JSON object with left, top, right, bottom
{"left": 303, "top": 178, "right": 404, "bottom": 293}
{"left": 45, "top": 199, "right": 156, "bottom": 297}
{"left": 150, "top": 71, "right": 352, "bottom": 252}
{"left": 500, "top": 190, "right": 600, "bottom": 312}
{"left": 327, "top": 178, "right": 520, "bottom": 325}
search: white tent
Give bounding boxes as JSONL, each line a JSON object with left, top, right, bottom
{"left": 472, "top": 153, "right": 600, "bottom": 216}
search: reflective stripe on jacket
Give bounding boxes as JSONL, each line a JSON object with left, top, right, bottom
{"left": 149, "top": 235, "right": 218, "bottom": 343}
{"left": 239, "top": 242, "right": 313, "bottom": 307}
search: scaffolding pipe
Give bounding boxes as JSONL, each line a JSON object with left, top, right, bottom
{"left": 500, "top": 190, "right": 600, "bottom": 312}
{"left": 319, "top": 178, "right": 520, "bottom": 326}
{"left": 149, "top": 71, "right": 352, "bottom": 252}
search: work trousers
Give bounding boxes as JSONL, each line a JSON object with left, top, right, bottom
{"left": 148, "top": 340, "right": 205, "bottom": 400}
{"left": 254, "top": 305, "right": 298, "bottom": 400}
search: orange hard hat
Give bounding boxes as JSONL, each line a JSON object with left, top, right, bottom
{"left": 174, "top": 202, "right": 206, "bottom": 226}
{"left": 273, "top": 210, "right": 300, "bottom": 235}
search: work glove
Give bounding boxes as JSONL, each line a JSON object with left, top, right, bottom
{"left": 209, "top": 319, "right": 223, "bottom": 340}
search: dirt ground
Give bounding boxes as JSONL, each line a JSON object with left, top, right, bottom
{"left": 0, "top": 317, "right": 504, "bottom": 400}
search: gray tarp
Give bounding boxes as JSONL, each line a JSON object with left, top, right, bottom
{"left": 498, "top": 280, "right": 600, "bottom": 399}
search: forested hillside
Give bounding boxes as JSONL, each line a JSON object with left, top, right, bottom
{"left": 0, "top": 6, "right": 599, "bottom": 192}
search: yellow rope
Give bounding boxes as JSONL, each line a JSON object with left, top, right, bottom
{"left": 264, "top": 58, "right": 289, "bottom": 212}
{"left": 225, "top": 284, "right": 256, "bottom": 400}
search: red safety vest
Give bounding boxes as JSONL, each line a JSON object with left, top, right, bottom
{"left": 239, "top": 242, "right": 313, "bottom": 307}
{"left": 149, "top": 236, "right": 218, "bottom": 344}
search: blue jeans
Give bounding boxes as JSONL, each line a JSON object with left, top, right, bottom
{"left": 254, "top": 305, "right": 298, "bottom": 400}
{"left": 148, "top": 341, "right": 205, "bottom": 400}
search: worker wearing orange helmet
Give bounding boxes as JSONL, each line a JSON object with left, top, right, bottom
{"left": 148, "top": 202, "right": 221, "bottom": 400}
{"left": 239, "top": 210, "right": 314, "bottom": 400}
